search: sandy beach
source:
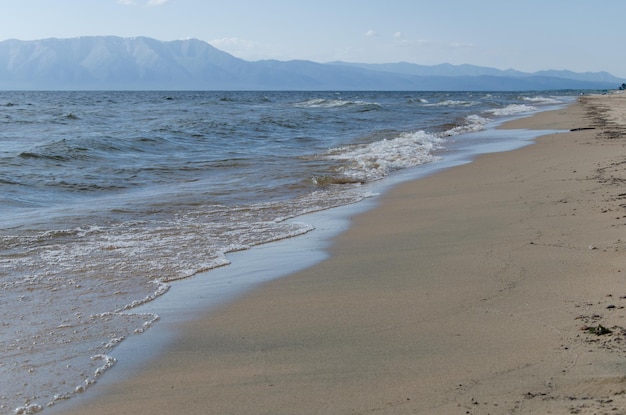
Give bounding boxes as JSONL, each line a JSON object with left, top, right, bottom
{"left": 62, "top": 93, "right": 626, "bottom": 415}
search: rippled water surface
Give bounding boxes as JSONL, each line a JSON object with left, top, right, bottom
{"left": 0, "top": 90, "right": 577, "bottom": 413}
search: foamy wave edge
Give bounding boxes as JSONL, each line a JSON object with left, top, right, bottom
{"left": 13, "top": 354, "right": 117, "bottom": 413}
{"left": 320, "top": 113, "right": 491, "bottom": 182}
{"left": 522, "top": 96, "right": 562, "bottom": 105}
{"left": 294, "top": 98, "right": 381, "bottom": 109}
{"left": 14, "top": 282, "right": 168, "bottom": 413}
{"left": 487, "top": 104, "right": 537, "bottom": 117}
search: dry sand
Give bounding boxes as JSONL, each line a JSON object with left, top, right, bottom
{"left": 63, "top": 93, "right": 626, "bottom": 415}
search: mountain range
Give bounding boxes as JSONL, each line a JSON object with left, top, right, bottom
{"left": 0, "top": 36, "right": 623, "bottom": 91}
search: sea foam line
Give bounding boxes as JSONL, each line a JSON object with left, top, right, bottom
{"left": 321, "top": 113, "right": 491, "bottom": 182}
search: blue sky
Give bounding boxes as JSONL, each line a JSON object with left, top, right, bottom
{"left": 1, "top": 0, "right": 625, "bottom": 77}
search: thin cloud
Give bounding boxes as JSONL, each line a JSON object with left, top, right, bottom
{"left": 364, "top": 29, "right": 378, "bottom": 37}
{"left": 147, "top": 0, "right": 169, "bottom": 6}
{"left": 117, "top": 0, "right": 136, "bottom": 5}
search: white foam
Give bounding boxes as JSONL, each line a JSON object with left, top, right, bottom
{"left": 71, "top": 354, "right": 116, "bottom": 395}
{"left": 324, "top": 130, "right": 444, "bottom": 181}
{"left": 14, "top": 404, "right": 43, "bottom": 414}
{"left": 91, "top": 354, "right": 116, "bottom": 377}
{"left": 426, "top": 99, "right": 479, "bottom": 107}
{"left": 522, "top": 96, "right": 562, "bottom": 105}
{"left": 294, "top": 98, "right": 380, "bottom": 109}
{"left": 442, "top": 114, "right": 491, "bottom": 136}
{"left": 116, "top": 281, "right": 171, "bottom": 309}
{"left": 487, "top": 104, "right": 537, "bottom": 117}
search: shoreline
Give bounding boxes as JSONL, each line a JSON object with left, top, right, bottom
{"left": 61, "top": 93, "right": 626, "bottom": 414}
{"left": 44, "top": 104, "right": 567, "bottom": 413}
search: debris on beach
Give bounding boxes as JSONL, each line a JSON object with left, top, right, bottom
{"left": 583, "top": 324, "right": 613, "bottom": 336}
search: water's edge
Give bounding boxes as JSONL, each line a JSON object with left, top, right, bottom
{"left": 47, "top": 111, "right": 567, "bottom": 414}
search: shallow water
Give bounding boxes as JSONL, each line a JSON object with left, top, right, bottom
{"left": 0, "top": 90, "right": 578, "bottom": 413}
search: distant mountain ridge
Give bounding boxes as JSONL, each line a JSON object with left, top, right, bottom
{"left": 0, "top": 36, "right": 622, "bottom": 91}
{"left": 330, "top": 61, "right": 621, "bottom": 83}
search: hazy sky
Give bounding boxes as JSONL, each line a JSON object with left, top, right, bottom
{"left": 2, "top": 0, "right": 625, "bottom": 77}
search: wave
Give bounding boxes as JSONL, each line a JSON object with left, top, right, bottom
{"left": 17, "top": 138, "right": 117, "bottom": 163}
{"left": 19, "top": 151, "right": 72, "bottom": 162}
{"left": 521, "top": 95, "right": 563, "bottom": 105}
{"left": 321, "top": 130, "right": 444, "bottom": 182}
{"left": 425, "top": 99, "right": 479, "bottom": 107}
{"left": 441, "top": 114, "right": 491, "bottom": 136}
{"left": 316, "top": 109, "right": 498, "bottom": 184}
{"left": 294, "top": 98, "right": 381, "bottom": 111}
{"left": 487, "top": 104, "right": 537, "bottom": 117}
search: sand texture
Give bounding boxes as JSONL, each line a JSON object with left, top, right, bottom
{"left": 63, "top": 93, "right": 626, "bottom": 415}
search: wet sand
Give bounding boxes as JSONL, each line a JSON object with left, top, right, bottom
{"left": 63, "top": 93, "right": 626, "bottom": 414}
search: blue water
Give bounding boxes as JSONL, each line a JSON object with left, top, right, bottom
{"left": 0, "top": 90, "right": 577, "bottom": 413}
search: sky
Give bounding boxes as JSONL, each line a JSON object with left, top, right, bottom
{"left": 1, "top": 0, "right": 625, "bottom": 77}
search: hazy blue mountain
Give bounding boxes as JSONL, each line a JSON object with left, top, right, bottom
{"left": 326, "top": 61, "right": 528, "bottom": 78}
{"left": 327, "top": 62, "right": 625, "bottom": 85}
{"left": 533, "top": 69, "right": 621, "bottom": 83}
{"left": 0, "top": 36, "right": 622, "bottom": 90}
